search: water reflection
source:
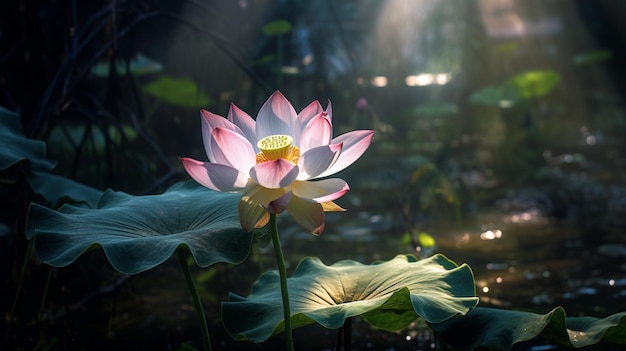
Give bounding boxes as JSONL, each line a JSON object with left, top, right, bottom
{"left": 480, "top": 229, "right": 503, "bottom": 240}
{"left": 405, "top": 73, "right": 452, "bottom": 86}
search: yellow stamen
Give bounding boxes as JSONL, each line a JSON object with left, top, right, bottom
{"left": 256, "top": 134, "right": 300, "bottom": 164}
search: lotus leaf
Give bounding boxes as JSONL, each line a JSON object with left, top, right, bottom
{"left": 0, "top": 106, "right": 55, "bottom": 173}
{"left": 223, "top": 254, "right": 478, "bottom": 342}
{"left": 25, "top": 181, "right": 253, "bottom": 274}
{"left": 431, "top": 306, "right": 626, "bottom": 350}
{"left": 29, "top": 172, "right": 102, "bottom": 208}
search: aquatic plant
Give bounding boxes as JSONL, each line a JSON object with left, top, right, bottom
{"left": 15, "top": 92, "right": 626, "bottom": 351}
{"left": 4, "top": 1, "right": 626, "bottom": 349}
{"left": 181, "top": 91, "right": 374, "bottom": 350}
{"left": 181, "top": 91, "right": 374, "bottom": 234}
{"left": 223, "top": 254, "right": 478, "bottom": 343}
{"left": 25, "top": 181, "right": 253, "bottom": 351}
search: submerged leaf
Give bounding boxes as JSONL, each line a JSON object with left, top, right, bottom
{"left": 431, "top": 307, "right": 626, "bottom": 351}
{"left": 25, "top": 181, "right": 253, "bottom": 274}
{"left": 222, "top": 254, "right": 478, "bottom": 342}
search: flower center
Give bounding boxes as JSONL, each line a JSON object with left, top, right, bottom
{"left": 256, "top": 134, "right": 300, "bottom": 164}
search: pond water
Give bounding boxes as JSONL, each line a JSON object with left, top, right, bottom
{"left": 3, "top": 0, "right": 626, "bottom": 350}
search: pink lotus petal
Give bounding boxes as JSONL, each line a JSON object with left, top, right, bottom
{"left": 286, "top": 196, "right": 325, "bottom": 235}
{"left": 295, "top": 100, "right": 332, "bottom": 145}
{"left": 201, "top": 109, "right": 241, "bottom": 132}
{"left": 181, "top": 158, "right": 250, "bottom": 192}
{"left": 297, "top": 113, "right": 332, "bottom": 152}
{"left": 250, "top": 159, "right": 299, "bottom": 189}
{"left": 315, "top": 130, "right": 374, "bottom": 178}
{"left": 291, "top": 178, "right": 349, "bottom": 203}
{"left": 324, "top": 99, "right": 332, "bottom": 123}
{"left": 297, "top": 143, "right": 342, "bottom": 180}
{"left": 256, "top": 91, "right": 297, "bottom": 139}
{"left": 227, "top": 103, "right": 257, "bottom": 149}
{"left": 209, "top": 127, "right": 256, "bottom": 173}
{"left": 185, "top": 92, "right": 371, "bottom": 235}
{"left": 200, "top": 109, "right": 243, "bottom": 159}
{"left": 298, "top": 100, "right": 323, "bottom": 121}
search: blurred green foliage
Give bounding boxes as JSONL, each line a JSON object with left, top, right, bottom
{"left": 262, "top": 20, "right": 292, "bottom": 36}
{"left": 143, "top": 76, "right": 214, "bottom": 109}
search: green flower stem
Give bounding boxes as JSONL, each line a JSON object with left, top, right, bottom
{"left": 269, "top": 213, "right": 294, "bottom": 351}
{"left": 335, "top": 317, "right": 352, "bottom": 351}
{"left": 38, "top": 267, "right": 53, "bottom": 317}
{"left": 343, "top": 317, "right": 352, "bottom": 351}
{"left": 177, "top": 247, "right": 212, "bottom": 351}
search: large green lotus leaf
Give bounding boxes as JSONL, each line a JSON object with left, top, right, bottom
{"left": 0, "top": 106, "right": 55, "bottom": 173}
{"left": 29, "top": 172, "right": 102, "bottom": 208}
{"left": 223, "top": 254, "right": 478, "bottom": 342}
{"left": 25, "top": 181, "right": 252, "bottom": 274}
{"left": 566, "top": 313, "right": 626, "bottom": 346}
{"left": 505, "top": 69, "right": 561, "bottom": 100}
{"left": 431, "top": 307, "right": 626, "bottom": 351}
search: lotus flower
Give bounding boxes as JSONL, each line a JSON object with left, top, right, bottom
{"left": 181, "top": 91, "right": 374, "bottom": 235}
